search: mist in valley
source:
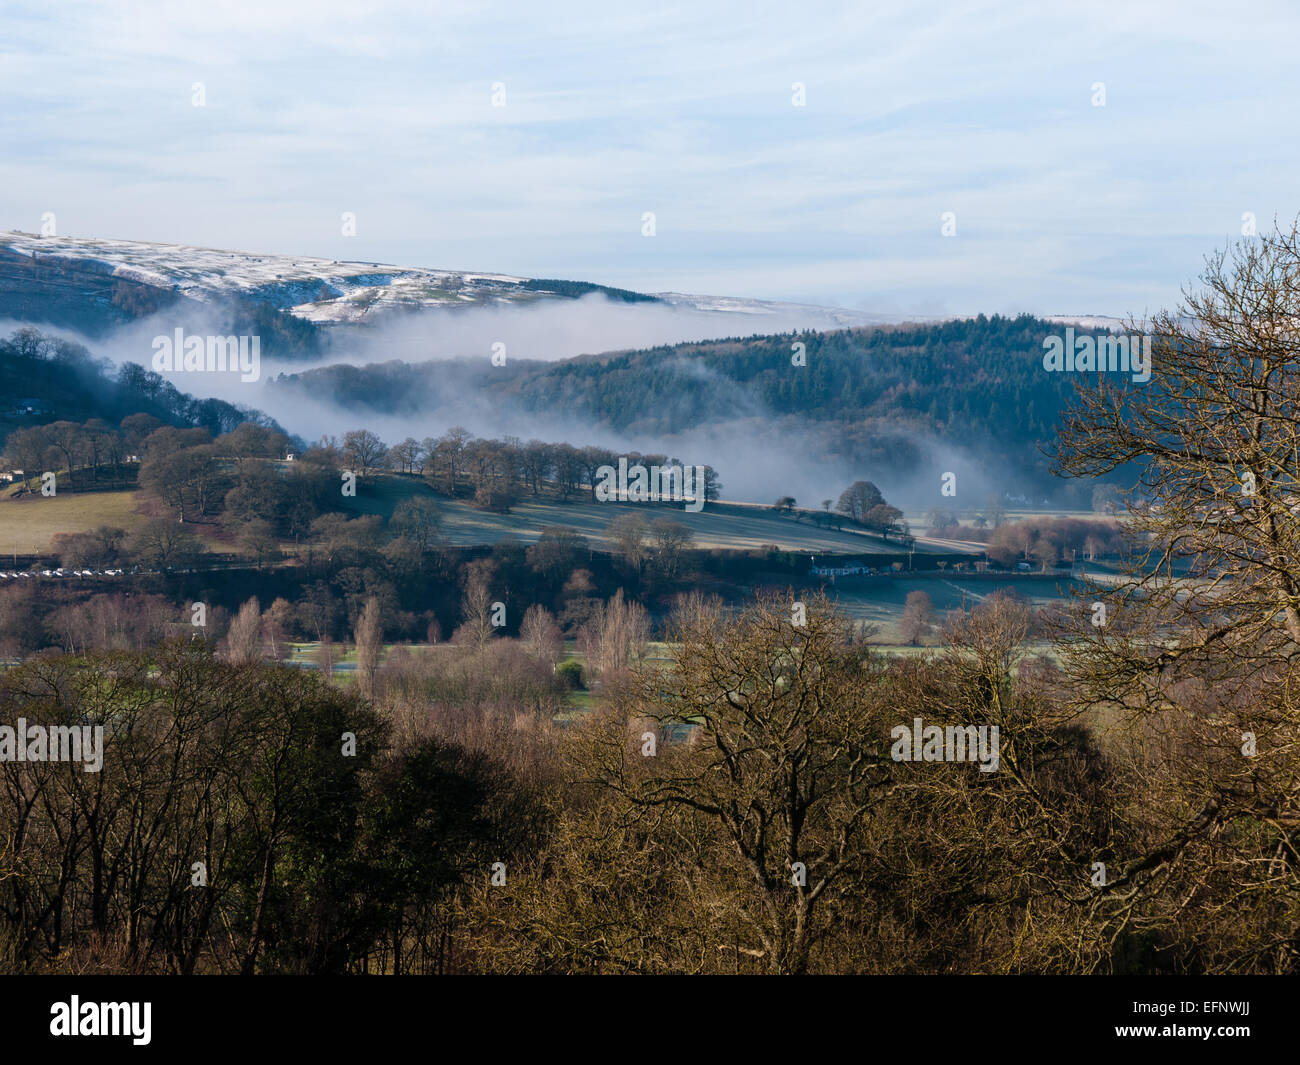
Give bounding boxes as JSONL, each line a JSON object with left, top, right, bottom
{"left": 1, "top": 293, "right": 1020, "bottom": 513}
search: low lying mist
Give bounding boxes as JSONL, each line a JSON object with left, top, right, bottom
{"left": 0, "top": 295, "right": 1017, "bottom": 511}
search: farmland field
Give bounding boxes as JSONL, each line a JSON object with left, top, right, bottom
{"left": 0, "top": 477, "right": 984, "bottom": 559}
{"left": 341, "top": 474, "right": 975, "bottom": 554}
{"left": 2, "top": 468, "right": 1052, "bottom": 560}
{"left": 0, "top": 490, "right": 144, "bottom": 555}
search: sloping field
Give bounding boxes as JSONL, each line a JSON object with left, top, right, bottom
{"left": 0, "top": 473, "right": 983, "bottom": 557}
{"left": 0, "top": 491, "right": 144, "bottom": 554}
{"left": 343, "top": 477, "right": 965, "bottom": 553}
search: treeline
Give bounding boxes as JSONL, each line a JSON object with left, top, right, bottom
{"left": 0, "top": 327, "right": 279, "bottom": 448}
{"left": 303, "top": 427, "right": 722, "bottom": 511}
{"left": 105, "top": 420, "right": 721, "bottom": 541}
{"left": 3, "top": 414, "right": 279, "bottom": 494}
{"left": 983, "top": 517, "right": 1127, "bottom": 566}
{"left": 770, "top": 481, "right": 908, "bottom": 540}
{"left": 519, "top": 279, "right": 659, "bottom": 303}
{"left": 923, "top": 512, "right": 1128, "bottom": 566}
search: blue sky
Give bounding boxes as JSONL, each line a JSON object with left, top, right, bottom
{"left": 3, "top": 0, "right": 1298, "bottom": 317}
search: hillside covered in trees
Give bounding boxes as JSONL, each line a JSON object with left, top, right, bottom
{"left": 274, "top": 314, "right": 1109, "bottom": 499}
{"left": 0, "top": 327, "right": 283, "bottom": 445}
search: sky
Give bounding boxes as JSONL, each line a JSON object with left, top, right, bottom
{"left": 3, "top": 0, "right": 1299, "bottom": 318}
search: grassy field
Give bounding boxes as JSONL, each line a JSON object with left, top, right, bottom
{"left": 0, "top": 468, "right": 995, "bottom": 559}
{"left": 0, "top": 489, "right": 265, "bottom": 558}
{"left": 0, "top": 459, "right": 1121, "bottom": 561}
{"left": 342, "top": 475, "right": 972, "bottom": 554}
{"left": 0, "top": 490, "right": 144, "bottom": 555}
{"left": 7, "top": 473, "right": 1125, "bottom": 566}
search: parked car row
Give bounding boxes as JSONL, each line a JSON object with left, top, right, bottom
{"left": 0, "top": 568, "right": 126, "bottom": 579}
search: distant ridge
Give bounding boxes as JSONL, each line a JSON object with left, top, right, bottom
{"left": 0, "top": 230, "right": 893, "bottom": 333}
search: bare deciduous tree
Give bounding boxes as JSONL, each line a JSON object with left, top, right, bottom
{"left": 899, "top": 589, "right": 934, "bottom": 646}
{"left": 519, "top": 604, "right": 563, "bottom": 664}
{"left": 454, "top": 560, "right": 498, "bottom": 650}
{"left": 226, "top": 597, "right": 263, "bottom": 664}
{"left": 1050, "top": 220, "right": 1300, "bottom": 972}
{"left": 578, "top": 589, "right": 649, "bottom": 682}
{"left": 355, "top": 595, "right": 384, "bottom": 697}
